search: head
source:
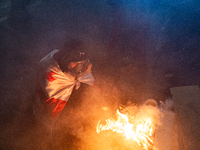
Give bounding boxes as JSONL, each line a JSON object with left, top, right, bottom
{"left": 54, "top": 39, "right": 92, "bottom": 78}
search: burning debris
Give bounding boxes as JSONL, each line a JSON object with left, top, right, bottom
{"left": 96, "top": 99, "right": 160, "bottom": 150}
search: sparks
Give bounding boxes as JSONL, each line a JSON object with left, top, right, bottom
{"left": 97, "top": 109, "right": 155, "bottom": 150}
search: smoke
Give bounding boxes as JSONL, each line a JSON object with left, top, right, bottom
{"left": 1, "top": 0, "right": 199, "bottom": 149}
{"left": 53, "top": 93, "right": 161, "bottom": 150}
{"left": 50, "top": 72, "right": 121, "bottom": 149}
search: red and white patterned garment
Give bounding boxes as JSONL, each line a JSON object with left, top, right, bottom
{"left": 34, "top": 50, "right": 94, "bottom": 126}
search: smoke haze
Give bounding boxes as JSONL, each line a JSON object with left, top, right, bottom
{"left": 0, "top": 0, "right": 200, "bottom": 149}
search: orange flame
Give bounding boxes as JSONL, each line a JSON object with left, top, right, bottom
{"left": 96, "top": 109, "right": 155, "bottom": 150}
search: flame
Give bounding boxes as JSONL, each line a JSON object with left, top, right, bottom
{"left": 96, "top": 109, "right": 155, "bottom": 150}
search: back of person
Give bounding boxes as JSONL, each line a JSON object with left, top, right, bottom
{"left": 33, "top": 39, "right": 94, "bottom": 147}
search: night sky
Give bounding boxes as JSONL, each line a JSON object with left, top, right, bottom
{"left": 0, "top": 0, "right": 200, "bottom": 149}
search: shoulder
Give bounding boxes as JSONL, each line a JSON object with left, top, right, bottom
{"left": 40, "top": 50, "right": 59, "bottom": 63}
{"left": 39, "top": 50, "right": 60, "bottom": 72}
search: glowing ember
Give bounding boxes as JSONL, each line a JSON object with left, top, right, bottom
{"left": 96, "top": 108, "right": 155, "bottom": 150}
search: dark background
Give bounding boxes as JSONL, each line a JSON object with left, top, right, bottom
{"left": 0, "top": 0, "right": 200, "bottom": 149}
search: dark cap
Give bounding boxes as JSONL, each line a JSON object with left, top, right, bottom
{"left": 54, "top": 39, "right": 88, "bottom": 72}
{"left": 61, "top": 39, "right": 87, "bottom": 61}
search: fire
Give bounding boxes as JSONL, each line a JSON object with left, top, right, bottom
{"left": 96, "top": 107, "right": 156, "bottom": 150}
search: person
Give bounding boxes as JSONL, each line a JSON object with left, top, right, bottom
{"left": 33, "top": 39, "right": 94, "bottom": 144}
